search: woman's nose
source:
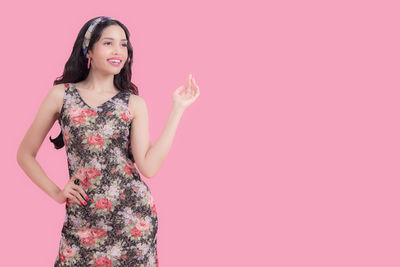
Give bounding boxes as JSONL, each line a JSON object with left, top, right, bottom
{"left": 113, "top": 44, "right": 124, "bottom": 54}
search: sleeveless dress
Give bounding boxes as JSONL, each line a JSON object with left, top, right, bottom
{"left": 53, "top": 83, "right": 159, "bottom": 267}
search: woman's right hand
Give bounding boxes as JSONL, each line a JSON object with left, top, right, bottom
{"left": 57, "top": 178, "right": 89, "bottom": 206}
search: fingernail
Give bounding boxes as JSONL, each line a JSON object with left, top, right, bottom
{"left": 85, "top": 196, "right": 89, "bottom": 200}
{"left": 84, "top": 201, "right": 87, "bottom": 205}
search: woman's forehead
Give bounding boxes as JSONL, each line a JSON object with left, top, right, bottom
{"left": 101, "top": 25, "right": 126, "bottom": 39}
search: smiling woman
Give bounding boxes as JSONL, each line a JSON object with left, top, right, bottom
{"left": 49, "top": 17, "right": 136, "bottom": 148}
{"left": 16, "top": 15, "right": 199, "bottom": 267}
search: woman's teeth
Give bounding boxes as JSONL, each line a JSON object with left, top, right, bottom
{"left": 107, "top": 59, "right": 122, "bottom": 66}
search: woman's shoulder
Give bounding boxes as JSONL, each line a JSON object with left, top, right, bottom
{"left": 127, "top": 94, "right": 147, "bottom": 119}
{"left": 127, "top": 93, "right": 144, "bottom": 101}
{"left": 49, "top": 83, "right": 71, "bottom": 94}
{"left": 128, "top": 94, "right": 147, "bottom": 107}
{"left": 48, "top": 83, "right": 68, "bottom": 115}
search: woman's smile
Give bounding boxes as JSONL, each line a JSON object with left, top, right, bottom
{"left": 107, "top": 59, "right": 122, "bottom": 67}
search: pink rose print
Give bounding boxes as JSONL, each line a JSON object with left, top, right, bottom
{"left": 81, "top": 237, "right": 95, "bottom": 247}
{"left": 81, "top": 179, "right": 92, "bottom": 190}
{"left": 69, "top": 106, "right": 97, "bottom": 125}
{"left": 63, "top": 130, "right": 70, "bottom": 146}
{"left": 123, "top": 160, "right": 135, "bottom": 175}
{"left": 123, "top": 165, "right": 133, "bottom": 175}
{"left": 95, "top": 256, "right": 112, "bottom": 267}
{"left": 82, "top": 109, "right": 97, "bottom": 117}
{"left": 148, "top": 194, "right": 154, "bottom": 206}
{"left": 91, "top": 228, "right": 107, "bottom": 239}
{"left": 73, "top": 167, "right": 87, "bottom": 181}
{"left": 95, "top": 197, "right": 112, "bottom": 211}
{"left": 63, "top": 247, "right": 75, "bottom": 258}
{"left": 86, "top": 167, "right": 101, "bottom": 179}
{"left": 69, "top": 106, "right": 82, "bottom": 117}
{"left": 121, "top": 112, "right": 130, "bottom": 122}
{"left": 77, "top": 227, "right": 107, "bottom": 248}
{"left": 78, "top": 228, "right": 92, "bottom": 238}
{"left": 59, "top": 252, "right": 66, "bottom": 263}
{"left": 69, "top": 107, "right": 86, "bottom": 125}
{"left": 136, "top": 220, "right": 150, "bottom": 232}
{"left": 88, "top": 134, "right": 104, "bottom": 148}
{"left": 130, "top": 227, "right": 143, "bottom": 238}
{"left": 71, "top": 116, "right": 86, "bottom": 125}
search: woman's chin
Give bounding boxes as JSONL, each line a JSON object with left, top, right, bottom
{"left": 97, "top": 67, "right": 122, "bottom": 75}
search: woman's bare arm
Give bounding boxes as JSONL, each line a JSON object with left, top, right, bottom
{"left": 16, "top": 84, "right": 66, "bottom": 204}
{"left": 129, "top": 95, "right": 184, "bottom": 178}
{"left": 129, "top": 75, "right": 200, "bottom": 179}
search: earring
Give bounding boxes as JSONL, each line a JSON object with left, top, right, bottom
{"left": 87, "top": 57, "right": 91, "bottom": 69}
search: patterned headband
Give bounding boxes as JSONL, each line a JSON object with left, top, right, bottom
{"left": 82, "top": 16, "right": 114, "bottom": 56}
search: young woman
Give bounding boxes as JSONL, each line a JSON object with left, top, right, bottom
{"left": 16, "top": 16, "right": 199, "bottom": 266}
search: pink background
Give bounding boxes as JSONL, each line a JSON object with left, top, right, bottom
{"left": 1, "top": 0, "right": 399, "bottom": 266}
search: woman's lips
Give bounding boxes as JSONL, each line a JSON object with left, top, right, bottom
{"left": 107, "top": 60, "right": 122, "bottom": 67}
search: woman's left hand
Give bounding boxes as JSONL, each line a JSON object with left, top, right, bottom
{"left": 172, "top": 74, "right": 200, "bottom": 110}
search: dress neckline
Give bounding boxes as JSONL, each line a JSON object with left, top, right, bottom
{"left": 71, "top": 83, "right": 123, "bottom": 110}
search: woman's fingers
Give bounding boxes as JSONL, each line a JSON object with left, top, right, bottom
{"left": 186, "top": 74, "right": 192, "bottom": 96}
{"left": 175, "top": 85, "right": 185, "bottom": 95}
{"left": 66, "top": 191, "right": 81, "bottom": 205}
{"left": 71, "top": 190, "right": 84, "bottom": 205}
{"left": 75, "top": 184, "right": 89, "bottom": 201}
{"left": 62, "top": 178, "right": 90, "bottom": 206}
{"left": 192, "top": 77, "right": 198, "bottom": 89}
{"left": 191, "top": 78, "right": 197, "bottom": 96}
{"left": 69, "top": 187, "right": 87, "bottom": 205}
{"left": 73, "top": 186, "right": 87, "bottom": 205}
{"left": 189, "top": 77, "right": 199, "bottom": 98}
{"left": 195, "top": 81, "right": 200, "bottom": 96}
{"left": 186, "top": 74, "right": 192, "bottom": 91}
{"left": 194, "top": 85, "right": 200, "bottom": 99}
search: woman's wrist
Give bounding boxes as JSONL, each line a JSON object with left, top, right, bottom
{"left": 171, "top": 102, "right": 186, "bottom": 114}
{"left": 54, "top": 189, "right": 67, "bottom": 204}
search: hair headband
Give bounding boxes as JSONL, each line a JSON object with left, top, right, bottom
{"left": 82, "top": 16, "right": 114, "bottom": 56}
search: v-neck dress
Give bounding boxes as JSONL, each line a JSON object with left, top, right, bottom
{"left": 53, "top": 83, "right": 159, "bottom": 267}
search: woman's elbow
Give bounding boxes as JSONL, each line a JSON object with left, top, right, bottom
{"left": 16, "top": 146, "right": 35, "bottom": 166}
{"left": 135, "top": 162, "right": 156, "bottom": 179}
{"left": 16, "top": 148, "right": 28, "bottom": 167}
{"left": 140, "top": 168, "right": 156, "bottom": 179}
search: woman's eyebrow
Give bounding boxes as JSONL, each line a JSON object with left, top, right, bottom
{"left": 102, "top": 37, "right": 128, "bottom": 41}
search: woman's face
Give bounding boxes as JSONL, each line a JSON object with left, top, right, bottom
{"left": 87, "top": 25, "right": 129, "bottom": 75}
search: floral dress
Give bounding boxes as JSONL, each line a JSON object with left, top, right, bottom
{"left": 53, "top": 83, "right": 158, "bottom": 267}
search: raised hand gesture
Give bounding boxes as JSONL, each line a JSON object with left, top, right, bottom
{"left": 173, "top": 74, "right": 200, "bottom": 110}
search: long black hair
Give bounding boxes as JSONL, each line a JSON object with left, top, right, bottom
{"left": 49, "top": 16, "right": 139, "bottom": 149}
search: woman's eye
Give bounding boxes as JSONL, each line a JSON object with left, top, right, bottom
{"left": 105, "top": 42, "right": 128, "bottom": 47}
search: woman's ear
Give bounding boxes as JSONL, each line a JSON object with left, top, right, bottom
{"left": 86, "top": 49, "right": 93, "bottom": 59}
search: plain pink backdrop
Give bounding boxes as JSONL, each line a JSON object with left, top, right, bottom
{"left": 1, "top": 0, "right": 399, "bottom": 266}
